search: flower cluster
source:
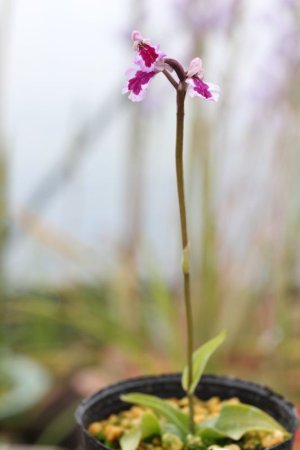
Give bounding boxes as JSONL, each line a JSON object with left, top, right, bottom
{"left": 122, "top": 31, "right": 220, "bottom": 102}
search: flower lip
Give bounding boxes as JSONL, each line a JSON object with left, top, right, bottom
{"left": 138, "top": 42, "right": 160, "bottom": 68}
{"left": 131, "top": 30, "right": 165, "bottom": 71}
{"left": 187, "top": 77, "right": 220, "bottom": 101}
{"left": 122, "top": 68, "right": 157, "bottom": 102}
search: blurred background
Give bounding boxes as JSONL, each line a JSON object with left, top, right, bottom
{"left": 0, "top": 0, "right": 300, "bottom": 448}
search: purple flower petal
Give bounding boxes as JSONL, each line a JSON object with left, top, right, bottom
{"left": 131, "top": 30, "right": 166, "bottom": 71}
{"left": 122, "top": 69, "right": 156, "bottom": 102}
{"left": 187, "top": 77, "right": 220, "bottom": 102}
{"left": 138, "top": 42, "right": 160, "bottom": 68}
{"left": 187, "top": 57, "right": 204, "bottom": 78}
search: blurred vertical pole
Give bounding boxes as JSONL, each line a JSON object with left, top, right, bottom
{"left": 0, "top": 0, "right": 12, "bottom": 343}
{"left": 186, "top": 0, "right": 240, "bottom": 344}
{"left": 188, "top": 31, "right": 220, "bottom": 344}
{"left": 123, "top": 0, "right": 146, "bottom": 262}
{"left": 266, "top": 3, "right": 300, "bottom": 388}
{"left": 123, "top": 109, "right": 145, "bottom": 271}
{"left": 255, "top": 1, "right": 300, "bottom": 365}
{"left": 115, "top": 0, "right": 147, "bottom": 338}
{"left": 191, "top": 107, "right": 220, "bottom": 344}
{"left": 117, "top": 105, "right": 146, "bottom": 335}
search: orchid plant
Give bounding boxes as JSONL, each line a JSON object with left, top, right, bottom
{"left": 118, "top": 31, "right": 290, "bottom": 450}
{"left": 123, "top": 29, "right": 220, "bottom": 429}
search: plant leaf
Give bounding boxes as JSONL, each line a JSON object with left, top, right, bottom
{"left": 197, "top": 426, "right": 227, "bottom": 444}
{"left": 212, "top": 403, "right": 290, "bottom": 440}
{"left": 121, "top": 393, "right": 189, "bottom": 436}
{"left": 120, "top": 428, "right": 142, "bottom": 450}
{"left": 140, "top": 411, "right": 161, "bottom": 437}
{"left": 120, "top": 412, "right": 161, "bottom": 450}
{"left": 161, "top": 422, "right": 185, "bottom": 439}
{"left": 182, "top": 330, "right": 226, "bottom": 394}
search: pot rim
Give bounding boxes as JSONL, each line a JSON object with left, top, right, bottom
{"left": 75, "top": 373, "right": 299, "bottom": 449}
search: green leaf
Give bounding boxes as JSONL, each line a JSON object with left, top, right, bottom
{"left": 182, "top": 330, "right": 226, "bottom": 394}
{"left": 120, "top": 428, "right": 142, "bottom": 450}
{"left": 140, "top": 411, "right": 161, "bottom": 437}
{"left": 212, "top": 403, "right": 290, "bottom": 440}
{"left": 161, "top": 422, "right": 185, "bottom": 439}
{"left": 197, "top": 426, "right": 227, "bottom": 444}
{"left": 121, "top": 393, "right": 189, "bottom": 436}
{"left": 120, "top": 412, "right": 161, "bottom": 450}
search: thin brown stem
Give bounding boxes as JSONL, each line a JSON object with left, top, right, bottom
{"left": 175, "top": 82, "right": 195, "bottom": 434}
{"left": 165, "top": 58, "right": 186, "bottom": 82}
{"left": 163, "top": 69, "right": 178, "bottom": 89}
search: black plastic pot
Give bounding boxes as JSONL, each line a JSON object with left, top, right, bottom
{"left": 76, "top": 374, "right": 299, "bottom": 450}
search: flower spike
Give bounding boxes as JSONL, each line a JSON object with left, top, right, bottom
{"left": 123, "top": 31, "right": 220, "bottom": 103}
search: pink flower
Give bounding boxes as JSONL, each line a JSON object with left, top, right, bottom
{"left": 131, "top": 30, "right": 166, "bottom": 71}
{"left": 123, "top": 33, "right": 220, "bottom": 103}
{"left": 122, "top": 68, "right": 157, "bottom": 102}
{"left": 187, "top": 78, "right": 220, "bottom": 101}
{"left": 123, "top": 31, "right": 167, "bottom": 102}
{"left": 186, "top": 57, "right": 220, "bottom": 102}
